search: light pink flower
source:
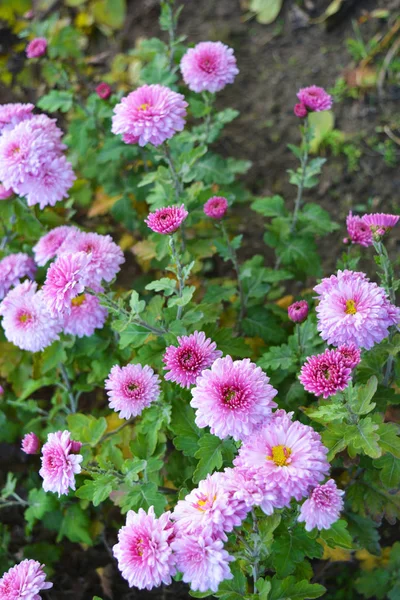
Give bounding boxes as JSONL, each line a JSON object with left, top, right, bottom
{"left": 180, "top": 41, "right": 239, "bottom": 93}
{"left": 163, "top": 331, "right": 222, "bottom": 389}
{"left": 105, "top": 363, "right": 160, "bottom": 420}
{"left": 362, "top": 213, "right": 399, "bottom": 233}
{"left": 204, "top": 196, "right": 228, "bottom": 219}
{"left": 191, "top": 356, "right": 277, "bottom": 441}
{"left": 42, "top": 252, "right": 90, "bottom": 315}
{"left": 145, "top": 204, "right": 188, "bottom": 235}
{"left": 0, "top": 559, "right": 53, "bottom": 600}
{"left": 0, "top": 103, "right": 34, "bottom": 135}
{"left": 26, "top": 37, "right": 47, "bottom": 58}
{"left": 21, "top": 432, "right": 40, "bottom": 454}
{"left": 33, "top": 225, "right": 79, "bottom": 266}
{"left": 0, "top": 183, "right": 13, "bottom": 199}
{"left": 62, "top": 293, "right": 108, "bottom": 338}
{"left": 0, "top": 253, "right": 36, "bottom": 300}
{"left": 315, "top": 270, "right": 400, "bottom": 349}
{"left": 19, "top": 155, "right": 76, "bottom": 209}
{"left": 39, "top": 430, "right": 82, "bottom": 496}
{"left": 299, "top": 349, "right": 352, "bottom": 398}
{"left": 112, "top": 84, "right": 187, "bottom": 147}
{"left": 113, "top": 506, "right": 176, "bottom": 591}
{"left": 219, "top": 466, "right": 282, "bottom": 517}
{"left": 234, "top": 410, "right": 329, "bottom": 504}
{"left": 345, "top": 211, "right": 373, "bottom": 247}
{"left": 298, "top": 479, "right": 344, "bottom": 531}
{"left": 96, "top": 82, "right": 112, "bottom": 99}
{"left": 171, "top": 532, "right": 233, "bottom": 593}
{"left": 294, "top": 102, "right": 307, "bottom": 118}
{"left": 297, "top": 86, "right": 332, "bottom": 112}
{"left": 336, "top": 343, "right": 361, "bottom": 369}
{"left": 288, "top": 300, "right": 309, "bottom": 323}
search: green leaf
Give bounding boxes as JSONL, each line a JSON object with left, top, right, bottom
{"left": 321, "top": 424, "right": 348, "bottom": 461}
{"left": 39, "top": 342, "right": 67, "bottom": 374}
{"left": 58, "top": 505, "right": 93, "bottom": 545}
{"left": 242, "top": 306, "right": 285, "bottom": 343}
{"left": 304, "top": 401, "right": 348, "bottom": 424}
{"left": 170, "top": 403, "right": 201, "bottom": 457}
{"left": 37, "top": 90, "right": 74, "bottom": 113}
{"left": 76, "top": 474, "right": 118, "bottom": 506}
{"left": 92, "top": 0, "right": 126, "bottom": 30}
{"left": 270, "top": 576, "right": 326, "bottom": 600}
{"left": 251, "top": 195, "right": 286, "bottom": 217}
{"left": 271, "top": 524, "right": 323, "bottom": 578}
{"left": 19, "top": 377, "right": 54, "bottom": 401}
{"left": 278, "top": 236, "right": 320, "bottom": 276}
{"left": 25, "top": 489, "right": 58, "bottom": 534}
{"left": 250, "top": 0, "right": 283, "bottom": 24}
{"left": 193, "top": 434, "right": 225, "bottom": 483}
{"left": 168, "top": 286, "right": 195, "bottom": 308}
{"left": 349, "top": 377, "right": 378, "bottom": 415}
{"left": 320, "top": 519, "right": 353, "bottom": 549}
{"left": 118, "top": 482, "right": 167, "bottom": 515}
{"left": 374, "top": 454, "right": 400, "bottom": 490}
{"left": 216, "top": 562, "right": 247, "bottom": 599}
{"left": 345, "top": 418, "right": 381, "bottom": 459}
{"left": 129, "top": 291, "right": 145, "bottom": 314}
{"left": 298, "top": 203, "right": 338, "bottom": 236}
{"left": 308, "top": 110, "right": 335, "bottom": 153}
{"left": 258, "top": 344, "right": 296, "bottom": 371}
{"left": 146, "top": 278, "right": 177, "bottom": 296}
{"left": 377, "top": 422, "right": 400, "bottom": 458}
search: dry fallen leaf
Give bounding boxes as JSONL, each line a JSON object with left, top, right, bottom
{"left": 88, "top": 188, "right": 121, "bottom": 218}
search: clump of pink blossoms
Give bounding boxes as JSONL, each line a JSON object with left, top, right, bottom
{"left": 105, "top": 363, "right": 161, "bottom": 420}
{"left": 26, "top": 37, "right": 47, "bottom": 58}
{"left": 62, "top": 293, "right": 108, "bottom": 338}
{"left": 297, "top": 85, "right": 332, "bottom": 112}
{"left": 299, "top": 348, "right": 352, "bottom": 398}
{"left": 33, "top": 225, "right": 78, "bottom": 266}
{"left": 21, "top": 432, "right": 40, "bottom": 454}
{"left": 298, "top": 479, "right": 344, "bottom": 531}
{"left": 163, "top": 331, "right": 222, "bottom": 388}
{"left": 191, "top": 355, "right": 277, "bottom": 441}
{"left": 180, "top": 41, "right": 239, "bottom": 93}
{"left": 0, "top": 252, "right": 36, "bottom": 300}
{"left": 362, "top": 213, "right": 399, "bottom": 236}
{"left": 0, "top": 103, "right": 34, "bottom": 134}
{"left": 345, "top": 211, "right": 373, "bottom": 247}
{"left": 0, "top": 559, "right": 53, "bottom": 599}
{"left": 145, "top": 204, "right": 188, "bottom": 235}
{"left": 112, "top": 84, "right": 187, "bottom": 147}
{"left": 288, "top": 300, "right": 309, "bottom": 323}
{"left": 42, "top": 251, "right": 90, "bottom": 315}
{"left": 204, "top": 196, "right": 228, "bottom": 219}
{"left": 39, "top": 430, "right": 83, "bottom": 496}
{"left": 113, "top": 506, "right": 176, "bottom": 590}
{"left": 337, "top": 343, "right": 361, "bottom": 369}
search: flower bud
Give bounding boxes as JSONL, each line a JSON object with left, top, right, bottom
{"left": 96, "top": 82, "right": 112, "bottom": 100}
{"left": 21, "top": 432, "right": 40, "bottom": 455}
{"left": 288, "top": 300, "right": 309, "bottom": 323}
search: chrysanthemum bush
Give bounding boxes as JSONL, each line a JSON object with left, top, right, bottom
{"left": 0, "top": 2, "right": 399, "bottom": 599}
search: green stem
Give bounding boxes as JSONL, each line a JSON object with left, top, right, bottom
{"left": 169, "top": 235, "right": 185, "bottom": 320}
{"left": 161, "top": 143, "right": 183, "bottom": 201}
{"left": 221, "top": 222, "right": 246, "bottom": 324}
{"left": 59, "top": 363, "right": 77, "bottom": 413}
{"left": 202, "top": 92, "right": 214, "bottom": 143}
{"left": 290, "top": 118, "right": 310, "bottom": 234}
{"left": 296, "top": 323, "right": 303, "bottom": 363}
{"left": 97, "top": 293, "right": 168, "bottom": 335}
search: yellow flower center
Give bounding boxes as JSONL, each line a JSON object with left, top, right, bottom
{"left": 196, "top": 494, "right": 216, "bottom": 511}
{"left": 18, "top": 312, "right": 31, "bottom": 323}
{"left": 345, "top": 299, "right": 357, "bottom": 315}
{"left": 71, "top": 294, "right": 86, "bottom": 307}
{"left": 267, "top": 445, "right": 292, "bottom": 467}
{"left": 139, "top": 103, "right": 150, "bottom": 111}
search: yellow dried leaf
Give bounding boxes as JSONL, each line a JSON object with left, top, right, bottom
{"left": 322, "top": 542, "right": 352, "bottom": 562}
{"left": 356, "top": 547, "right": 391, "bottom": 571}
{"left": 119, "top": 233, "right": 135, "bottom": 252}
{"left": 276, "top": 294, "right": 294, "bottom": 309}
{"left": 131, "top": 239, "right": 157, "bottom": 272}
{"left": 88, "top": 188, "right": 121, "bottom": 218}
{"left": 96, "top": 565, "right": 113, "bottom": 599}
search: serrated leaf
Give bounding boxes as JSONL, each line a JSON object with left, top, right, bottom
{"left": 146, "top": 278, "right": 177, "bottom": 296}
{"left": 25, "top": 489, "right": 58, "bottom": 534}
{"left": 319, "top": 519, "right": 353, "bottom": 549}
{"left": 118, "top": 482, "right": 167, "bottom": 515}
{"left": 271, "top": 525, "right": 323, "bottom": 578}
{"left": 270, "top": 576, "right": 326, "bottom": 600}
{"left": 251, "top": 195, "right": 286, "bottom": 217}
{"left": 308, "top": 110, "right": 335, "bottom": 153}
{"left": 250, "top": 0, "right": 283, "bottom": 24}
{"left": 76, "top": 475, "right": 118, "bottom": 506}
{"left": 377, "top": 422, "right": 400, "bottom": 458}
{"left": 170, "top": 403, "right": 202, "bottom": 457}
{"left": 349, "top": 377, "right": 378, "bottom": 415}
{"left": 345, "top": 418, "right": 381, "bottom": 459}
{"left": 258, "top": 344, "right": 296, "bottom": 371}
{"left": 374, "top": 454, "right": 400, "bottom": 490}
{"left": 193, "top": 434, "right": 226, "bottom": 483}
{"left": 129, "top": 290, "right": 145, "bottom": 314}
{"left": 58, "top": 504, "right": 93, "bottom": 545}
{"left": 37, "top": 90, "right": 74, "bottom": 113}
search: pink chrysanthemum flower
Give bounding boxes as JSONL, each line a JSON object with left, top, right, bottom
{"left": 288, "top": 300, "right": 309, "bottom": 323}
{"left": 297, "top": 85, "right": 332, "bottom": 112}
{"left": 0, "top": 385, "right": 3, "bottom": 395}
{"left": 18, "top": 155, "right": 76, "bottom": 209}
{"left": 345, "top": 211, "right": 373, "bottom": 247}
{"left": 26, "top": 37, "right": 47, "bottom": 58}
{"left": 42, "top": 252, "right": 90, "bottom": 315}
{"left": 362, "top": 213, "right": 399, "bottom": 234}
{"left": 294, "top": 103, "right": 307, "bottom": 118}
{"left": 96, "top": 82, "right": 112, "bottom": 99}
{"left": 163, "top": 331, "right": 222, "bottom": 389}
{"left": 62, "top": 294, "right": 108, "bottom": 338}
{"left": 145, "top": 204, "right": 188, "bottom": 235}
{"left": 172, "top": 472, "right": 246, "bottom": 535}
{"left": 113, "top": 506, "right": 176, "bottom": 591}
{"left": 0, "top": 103, "right": 34, "bottom": 135}
{"left": 105, "top": 363, "right": 161, "bottom": 420}
{"left": 315, "top": 270, "right": 400, "bottom": 349}
{"left": 112, "top": 84, "right": 188, "bottom": 147}
{"left": 180, "top": 41, "right": 239, "bottom": 94}
{"left": 204, "top": 196, "right": 228, "bottom": 219}
{"left": 58, "top": 231, "right": 125, "bottom": 291}
{"left": 0, "top": 253, "right": 36, "bottom": 300}
{"left": 219, "top": 466, "right": 282, "bottom": 517}
{"left": 39, "top": 430, "right": 82, "bottom": 497}
{"left": 33, "top": 225, "right": 79, "bottom": 266}
{"left": 336, "top": 343, "right": 361, "bottom": 369}
{"left": 0, "top": 183, "right": 13, "bottom": 199}
{"left": 190, "top": 356, "right": 277, "bottom": 441}
{"left": 234, "top": 410, "right": 329, "bottom": 504}
{"left": 299, "top": 349, "right": 352, "bottom": 398}
{"left": 298, "top": 479, "right": 344, "bottom": 531}
{"left": 0, "top": 559, "right": 53, "bottom": 600}
{"left": 171, "top": 533, "right": 233, "bottom": 593}
{"left": 0, "top": 283, "right": 61, "bottom": 352}
{"left": 21, "top": 432, "right": 40, "bottom": 454}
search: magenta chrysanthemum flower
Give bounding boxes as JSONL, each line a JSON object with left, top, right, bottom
{"left": 0, "top": 183, "right": 13, "bottom": 199}
{"left": 315, "top": 270, "right": 400, "bottom": 349}
{"left": 345, "top": 211, "right": 373, "bottom": 247}
{"left": 288, "top": 300, "right": 309, "bottom": 323}
{"left": 112, "top": 84, "right": 188, "bottom": 147}
{"left": 234, "top": 410, "right": 329, "bottom": 504}
{"left": 180, "top": 41, "right": 239, "bottom": 94}
{"left": 18, "top": 155, "right": 76, "bottom": 209}
{"left": 0, "top": 103, "right": 34, "bottom": 135}
{"left": 145, "top": 204, "right": 188, "bottom": 235}
{"left": 171, "top": 533, "right": 233, "bottom": 593}
{"left": 96, "top": 82, "right": 112, "bottom": 99}
{"left": 105, "top": 363, "right": 161, "bottom": 420}
{"left": 362, "top": 213, "right": 399, "bottom": 234}
{"left": 21, "top": 432, "right": 40, "bottom": 454}
{"left": 0, "top": 559, "right": 53, "bottom": 600}
{"left": 0, "top": 283, "right": 61, "bottom": 352}
{"left": 39, "top": 430, "right": 82, "bottom": 496}
{"left": 0, "top": 253, "right": 36, "bottom": 300}
{"left": 297, "top": 86, "right": 332, "bottom": 112}
{"left": 204, "top": 196, "right": 228, "bottom": 219}
{"left": 33, "top": 225, "right": 79, "bottom": 266}
{"left": 26, "top": 37, "right": 47, "bottom": 58}
{"left": 190, "top": 356, "right": 277, "bottom": 441}
{"left": 294, "top": 102, "right": 307, "bottom": 118}
{"left": 299, "top": 349, "right": 352, "bottom": 398}
{"left": 298, "top": 479, "right": 344, "bottom": 531}
{"left": 42, "top": 252, "right": 90, "bottom": 315}
{"left": 336, "top": 343, "right": 361, "bottom": 369}
{"left": 58, "top": 231, "right": 125, "bottom": 291}
{"left": 62, "top": 294, "right": 108, "bottom": 338}
{"left": 0, "top": 385, "right": 3, "bottom": 395}
{"left": 113, "top": 506, "right": 176, "bottom": 591}
{"left": 163, "top": 331, "right": 222, "bottom": 389}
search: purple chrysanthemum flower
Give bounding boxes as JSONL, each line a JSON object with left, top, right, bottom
{"left": 219, "top": 466, "right": 282, "bottom": 517}
{"left": 345, "top": 211, "right": 373, "bottom": 247}
{"left": 299, "top": 349, "right": 352, "bottom": 398}
{"left": 21, "top": 432, "right": 40, "bottom": 455}
{"left": 362, "top": 213, "right": 399, "bottom": 234}
{"left": 171, "top": 532, "right": 233, "bottom": 593}
{"left": 163, "top": 331, "right": 222, "bottom": 389}
{"left": 0, "top": 103, "right": 34, "bottom": 135}
{"left": 112, "top": 84, "right": 187, "bottom": 147}
{"left": 0, "top": 253, "right": 36, "bottom": 300}
{"left": 18, "top": 155, "right": 76, "bottom": 209}
{"left": 0, "top": 559, "right": 53, "bottom": 600}
{"left": 294, "top": 102, "right": 307, "bottom": 118}
{"left": 234, "top": 410, "right": 329, "bottom": 504}
{"left": 190, "top": 356, "right": 277, "bottom": 441}
{"left": 297, "top": 86, "right": 332, "bottom": 112}
{"left": 203, "top": 196, "right": 228, "bottom": 219}
{"left": 288, "top": 300, "right": 309, "bottom": 323}
{"left": 26, "top": 37, "right": 47, "bottom": 58}
{"left": 105, "top": 363, "right": 161, "bottom": 420}
{"left": 33, "top": 225, "right": 79, "bottom": 267}
{"left": 0, "top": 183, "right": 13, "bottom": 199}
{"left": 298, "top": 479, "right": 344, "bottom": 531}
{"left": 39, "top": 430, "right": 83, "bottom": 497}
{"left": 180, "top": 41, "right": 239, "bottom": 93}
{"left": 62, "top": 293, "right": 108, "bottom": 338}
{"left": 113, "top": 506, "right": 176, "bottom": 591}
{"left": 336, "top": 343, "right": 361, "bottom": 369}
{"left": 315, "top": 270, "right": 400, "bottom": 349}
{"left": 42, "top": 252, "right": 90, "bottom": 315}
{"left": 145, "top": 204, "right": 188, "bottom": 235}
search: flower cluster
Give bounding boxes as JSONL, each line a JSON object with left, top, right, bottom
{"left": 345, "top": 211, "right": 399, "bottom": 245}
{"left": 295, "top": 85, "right": 332, "bottom": 115}
{"left": 0, "top": 252, "right": 36, "bottom": 300}
{"left": 0, "top": 559, "right": 53, "bottom": 599}
{"left": 39, "top": 430, "right": 83, "bottom": 496}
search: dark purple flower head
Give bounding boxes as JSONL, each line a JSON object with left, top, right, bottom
{"left": 294, "top": 103, "right": 307, "bottom": 118}
{"left": 204, "top": 196, "right": 228, "bottom": 219}
{"left": 297, "top": 86, "right": 332, "bottom": 112}
{"left": 288, "top": 300, "right": 309, "bottom": 323}
{"left": 145, "top": 204, "right": 188, "bottom": 235}
{"left": 96, "top": 82, "right": 112, "bottom": 100}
